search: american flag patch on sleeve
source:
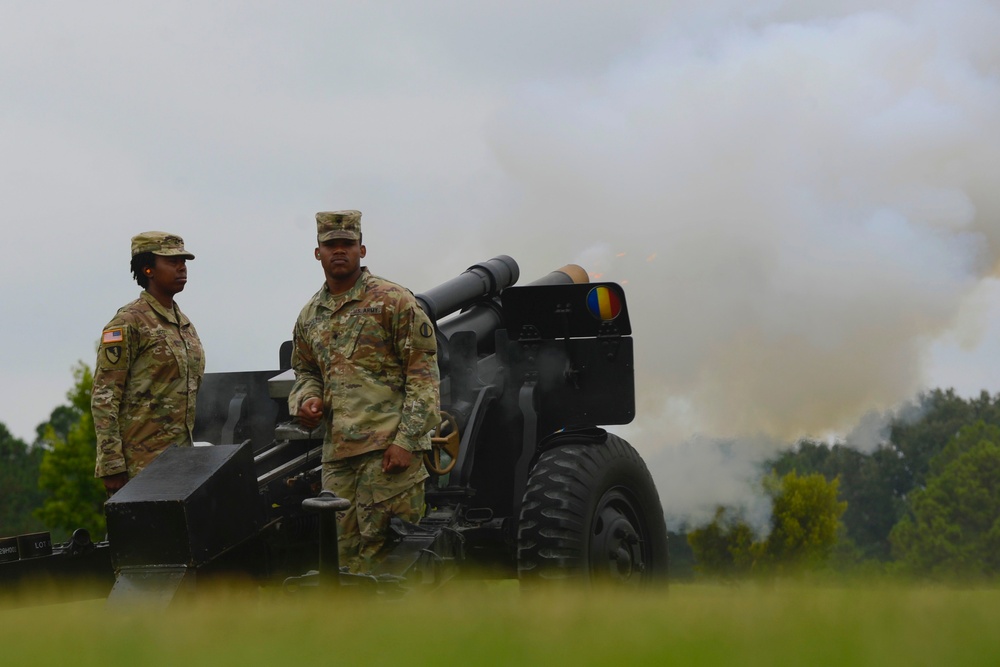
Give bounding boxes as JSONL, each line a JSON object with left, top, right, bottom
{"left": 102, "top": 328, "right": 124, "bottom": 344}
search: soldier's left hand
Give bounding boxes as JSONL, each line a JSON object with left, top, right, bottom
{"left": 382, "top": 444, "right": 412, "bottom": 474}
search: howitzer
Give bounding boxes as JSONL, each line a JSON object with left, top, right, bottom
{"left": 1, "top": 256, "right": 667, "bottom": 606}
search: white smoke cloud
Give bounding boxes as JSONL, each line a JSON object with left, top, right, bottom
{"left": 479, "top": 0, "right": 1000, "bottom": 524}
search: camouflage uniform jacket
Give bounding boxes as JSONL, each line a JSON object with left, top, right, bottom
{"left": 289, "top": 268, "right": 441, "bottom": 462}
{"left": 92, "top": 290, "right": 205, "bottom": 478}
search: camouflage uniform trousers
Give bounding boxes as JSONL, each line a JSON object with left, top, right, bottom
{"left": 322, "top": 450, "right": 428, "bottom": 574}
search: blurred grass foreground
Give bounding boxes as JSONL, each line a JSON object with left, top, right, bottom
{"left": 3, "top": 580, "right": 1000, "bottom": 666}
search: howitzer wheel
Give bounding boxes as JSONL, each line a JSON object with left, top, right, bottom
{"left": 516, "top": 434, "right": 668, "bottom": 587}
{"left": 424, "top": 411, "right": 460, "bottom": 476}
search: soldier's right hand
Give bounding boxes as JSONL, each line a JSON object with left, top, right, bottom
{"left": 298, "top": 397, "right": 324, "bottom": 429}
{"left": 102, "top": 472, "right": 129, "bottom": 494}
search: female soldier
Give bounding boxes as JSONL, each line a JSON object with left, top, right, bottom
{"left": 92, "top": 232, "right": 205, "bottom": 494}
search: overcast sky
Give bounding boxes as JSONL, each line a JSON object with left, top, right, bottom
{"left": 3, "top": 1, "right": 999, "bottom": 527}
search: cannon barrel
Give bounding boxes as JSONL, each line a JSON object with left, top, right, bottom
{"left": 415, "top": 255, "right": 520, "bottom": 323}
{"left": 527, "top": 263, "right": 590, "bottom": 286}
{"left": 432, "top": 263, "right": 589, "bottom": 360}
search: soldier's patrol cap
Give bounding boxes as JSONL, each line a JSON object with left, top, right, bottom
{"left": 316, "top": 210, "right": 362, "bottom": 243}
{"left": 130, "top": 231, "right": 195, "bottom": 259}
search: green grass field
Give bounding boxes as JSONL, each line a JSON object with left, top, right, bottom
{"left": 3, "top": 581, "right": 999, "bottom": 666}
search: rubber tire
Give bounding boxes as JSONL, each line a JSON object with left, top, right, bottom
{"left": 517, "top": 434, "right": 668, "bottom": 587}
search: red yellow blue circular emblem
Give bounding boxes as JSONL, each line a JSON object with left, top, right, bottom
{"left": 586, "top": 285, "right": 622, "bottom": 321}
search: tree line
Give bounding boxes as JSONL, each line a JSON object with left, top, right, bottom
{"left": 0, "top": 363, "right": 105, "bottom": 543}
{"left": 3, "top": 363, "right": 1000, "bottom": 581}
{"left": 682, "top": 389, "right": 1000, "bottom": 580}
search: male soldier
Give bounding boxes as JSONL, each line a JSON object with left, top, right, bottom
{"left": 289, "top": 210, "right": 440, "bottom": 573}
{"left": 93, "top": 232, "right": 205, "bottom": 494}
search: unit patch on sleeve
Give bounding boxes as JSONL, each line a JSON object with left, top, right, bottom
{"left": 99, "top": 327, "right": 128, "bottom": 370}
{"left": 104, "top": 345, "right": 122, "bottom": 365}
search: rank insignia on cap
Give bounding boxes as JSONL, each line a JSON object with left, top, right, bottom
{"left": 102, "top": 328, "right": 124, "bottom": 344}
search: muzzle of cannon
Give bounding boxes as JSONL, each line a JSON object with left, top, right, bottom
{"left": 415, "top": 255, "right": 519, "bottom": 323}
{"left": 418, "top": 256, "right": 590, "bottom": 370}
